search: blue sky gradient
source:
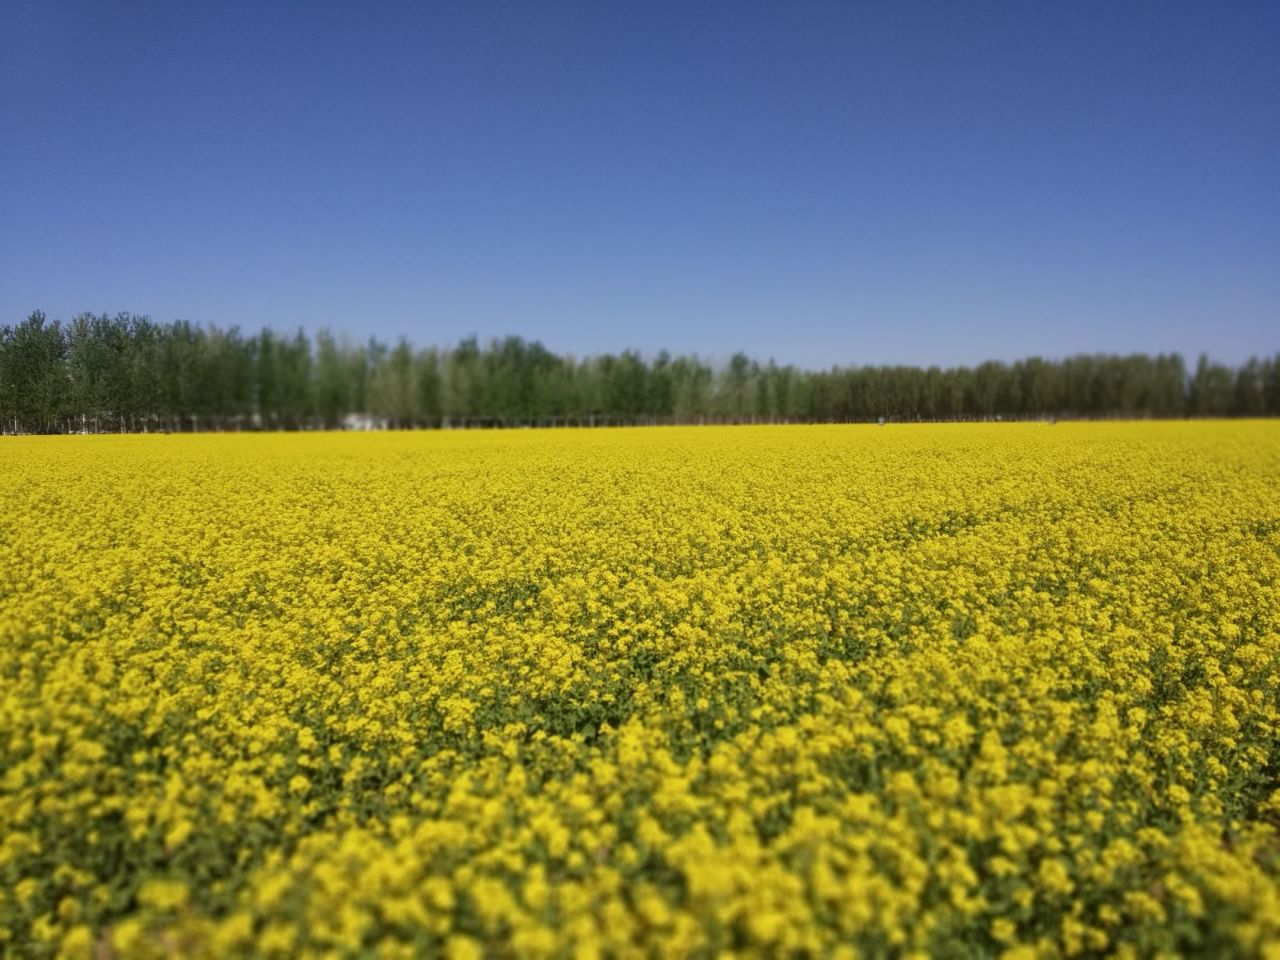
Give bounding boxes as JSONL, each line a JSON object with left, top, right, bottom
{"left": 2, "top": 1, "right": 1277, "bottom": 367}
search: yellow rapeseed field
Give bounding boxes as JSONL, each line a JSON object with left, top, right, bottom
{"left": 2, "top": 423, "right": 1279, "bottom": 958}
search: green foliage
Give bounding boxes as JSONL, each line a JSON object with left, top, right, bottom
{"left": 1, "top": 311, "right": 1276, "bottom": 432}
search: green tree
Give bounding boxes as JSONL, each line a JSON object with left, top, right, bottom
{"left": 0, "top": 311, "right": 70, "bottom": 432}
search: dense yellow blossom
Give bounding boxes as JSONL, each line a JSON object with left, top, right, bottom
{"left": 2, "top": 423, "right": 1278, "bottom": 956}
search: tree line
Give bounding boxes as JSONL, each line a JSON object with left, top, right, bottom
{"left": 1, "top": 310, "right": 1277, "bottom": 433}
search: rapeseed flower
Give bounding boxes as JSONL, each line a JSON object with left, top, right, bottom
{"left": 0, "top": 423, "right": 1277, "bottom": 955}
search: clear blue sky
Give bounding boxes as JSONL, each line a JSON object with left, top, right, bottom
{"left": 2, "top": 1, "right": 1277, "bottom": 368}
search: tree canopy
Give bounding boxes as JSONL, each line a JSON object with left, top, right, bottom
{"left": 2, "top": 311, "right": 1276, "bottom": 433}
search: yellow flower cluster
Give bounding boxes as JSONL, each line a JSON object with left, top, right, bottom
{"left": 2, "top": 423, "right": 1279, "bottom": 958}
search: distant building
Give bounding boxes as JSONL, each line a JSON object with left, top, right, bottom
{"left": 341, "top": 413, "right": 389, "bottom": 431}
